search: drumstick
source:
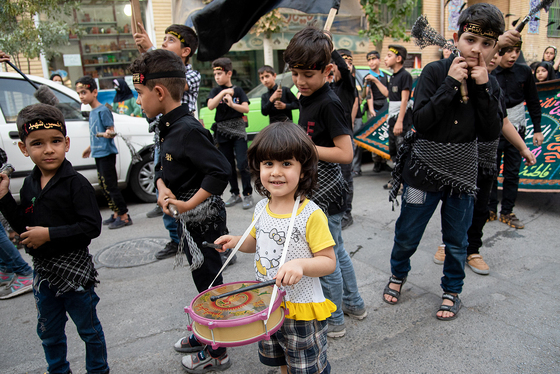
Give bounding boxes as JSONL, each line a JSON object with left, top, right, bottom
{"left": 0, "top": 163, "right": 14, "bottom": 176}
{"left": 210, "top": 280, "right": 277, "bottom": 301}
{"left": 202, "top": 241, "right": 222, "bottom": 249}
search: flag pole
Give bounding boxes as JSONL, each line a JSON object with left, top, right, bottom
{"left": 324, "top": 8, "right": 338, "bottom": 31}
{"left": 130, "top": 0, "right": 144, "bottom": 35}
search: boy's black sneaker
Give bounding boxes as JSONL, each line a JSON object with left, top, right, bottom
{"left": 155, "top": 241, "right": 178, "bottom": 260}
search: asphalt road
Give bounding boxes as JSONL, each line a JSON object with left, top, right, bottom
{"left": 1, "top": 164, "right": 559, "bottom": 374}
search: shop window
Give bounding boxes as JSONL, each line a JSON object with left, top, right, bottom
{"left": 48, "top": 0, "right": 148, "bottom": 89}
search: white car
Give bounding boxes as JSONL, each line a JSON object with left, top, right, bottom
{"left": 0, "top": 72, "right": 156, "bottom": 202}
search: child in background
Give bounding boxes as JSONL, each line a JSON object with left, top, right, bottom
{"left": 284, "top": 26, "right": 367, "bottom": 338}
{"left": 130, "top": 49, "right": 231, "bottom": 373}
{"left": 534, "top": 61, "right": 556, "bottom": 82}
{"left": 112, "top": 78, "right": 142, "bottom": 117}
{"left": 215, "top": 122, "right": 336, "bottom": 374}
{"left": 0, "top": 103, "right": 108, "bottom": 374}
{"left": 259, "top": 65, "right": 299, "bottom": 123}
{"left": 541, "top": 45, "right": 560, "bottom": 79}
{"left": 383, "top": 44, "right": 413, "bottom": 190}
{"left": 78, "top": 76, "right": 132, "bottom": 230}
{"left": 208, "top": 57, "right": 254, "bottom": 210}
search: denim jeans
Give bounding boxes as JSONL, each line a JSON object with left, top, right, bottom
{"left": 217, "top": 138, "right": 253, "bottom": 196}
{"left": 390, "top": 184, "right": 473, "bottom": 294}
{"left": 0, "top": 225, "right": 32, "bottom": 276}
{"left": 34, "top": 273, "right": 109, "bottom": 374}
{"left": 154, "top": 147, "right": 179, "bottom": 243}
{"left": 320, "top": 212, "right": 365, "bottom": 325}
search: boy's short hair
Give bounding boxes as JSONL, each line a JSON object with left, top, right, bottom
{"left": 388, "top": 44, "right": 407, "bottom": 63}
{"left": 258, "top": 65, "right": 276, "bottom": 75}
{"left": 75, "top": 76, "right": 97, "bottom": 92}
{"left": 457, "top": 3, "right": 505, "bottom": 42}
{"left": 367, "top": 51, "right": 380, "bottom": 60}
{"left": 212, "top": 57, "right": 233, "bottom": 73}
{"left": 284, "top": 27, "right": 333, "bottom": 72}
{"left": 129, "top": 49, "right": 187, "bottom": 102}
{"left": 165, "top": 24, "right": 198, "bottom": 62}
{"left": 17, "top": 103, "right": 66, "bottom": 142}
{"left": 248, "top": 122, "right": 318, "bottom": 199}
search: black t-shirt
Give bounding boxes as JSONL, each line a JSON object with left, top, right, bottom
{"left": 387, "top": 67, "right": 412, "bottom": 101}
{"left": 330, "top": 50, "right": 355, "bottom": 129}
{"left": 365, "top": 73, "right": 389, "bottom": 110}
{"left": 261, "top": 85, "right": 299, "bottom": 123}
{"left": 207, "top": 85, "right": 249, "bottom": 122}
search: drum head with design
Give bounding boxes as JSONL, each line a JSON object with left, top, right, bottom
{"left": 193, "top": 282, "right": 274, "bottom": 321}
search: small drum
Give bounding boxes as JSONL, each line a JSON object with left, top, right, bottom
{"left": 185, "top": 281, "right": 286, "bottom": 349}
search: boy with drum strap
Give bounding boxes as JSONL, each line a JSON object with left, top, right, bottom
{"left": 215, "top": 122, "right": 337, "bottom": 374}
{"left": 129, "top": 49, "right": 232, "bottom": 373}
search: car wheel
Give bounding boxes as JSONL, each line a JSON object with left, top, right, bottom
{"left": 129, "top": 152, "right": 157, "bottom": 203}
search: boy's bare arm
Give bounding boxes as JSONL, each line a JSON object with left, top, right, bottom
{"left": 351, "top": 97, "right": 358, "bottom": 126}
{"left": 394, "top": 90, "right": 410, "bottom": 136}
{"left": 502, "top": 118, "right": 537, "bottom": 166}
{"left": 224, "top": 96, "right": 249, "bottom": 114}
{"left": 207, "top": 88, "right": 234, "bottom": 110}
{"left": 133, "top": 23, "right": 154, "bottom": 54}
{"left": 215, "top": 234, "right": 257, "bottom": 254}
{"left": 20, "top": 226, "right": 50, "bottom": 249}
{"left": 275, "top": 246, "right": 336, "bottom": 286}
{"left": 316, "top": 134, "right": 353, "bottom": 164}
{"left": 163, "top": 187, "right": 211, "bottom": 215}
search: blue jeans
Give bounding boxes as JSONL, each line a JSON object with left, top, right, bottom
{"left": 320, "top": 212, "right": 365, "bottom": 325}
{"left": 154, "top": 147, "right": 179, "bottom": 243}
{"left": 34, "top": 273, "right": 109, "bottom": 374}
{"left": 0, "top": 225, "right": 32, "bottom": 276}
{"left": 390, "top": 184, "right": 474, "bottom": 294}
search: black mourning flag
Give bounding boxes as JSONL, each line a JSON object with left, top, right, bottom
{"left": 193, "top": 0, "right": 341, "bottom": 61}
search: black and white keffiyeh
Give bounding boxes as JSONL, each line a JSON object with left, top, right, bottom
{"left": 389, "top": 130, "right": 415, "bottom": 205}
{"left": 389, "top": 131, "right": 479, "bottom": 204}
{"left": 216, "top": 118, "right": 247, "bottom": 140}
{"left": 313, "top": 161, "right": 348, "bottom": 215}
{"left": 33, "top": 250, "right": 98, "bottom": 296}
{"left": 174, "top": 189, "right": 225, "bottom": 270}
{"left": 477, "top": 139, "right": 499, "bottom": 177}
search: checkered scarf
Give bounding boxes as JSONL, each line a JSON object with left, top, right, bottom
{"left": 389, "top": 132, "right": 478, "bottom": 205}
{"left": 216, "top": 118, "right": 247, "bottom": 140}
{"left": 174, "top": 189, "right": 225, "bottom": 270}
{"left": 33, "top": 250, "right": 98, "bottom": 296}
{"left": 313, "top": 161, "right": 348, "bottom": 215}
{"left": 478, "top": 139, "right": 499, "bottom": 177}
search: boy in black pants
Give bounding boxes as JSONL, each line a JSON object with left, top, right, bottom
{"left": 0, "top": 104, "right": 109, "bottom": 374}
{"left": 259, "top": 65, "right": 299, "bottom": 123}
{"left": 384, "top": 3, "right": 503, "bottom": 320}
{"left": 77, "top": 76, "right": 131, "bottom": 229}
{"left": 383, "top": 45, "right": 413, "bottom": 190}
{"left": 488, "top": 38, "right": 544, "bottom": 229}
{"left": 284, "top": 27, "right": 367, "bottom": 338}
{"left": 208, "top": 57, "right": 254, "bottom": 210}
{"left": 130, "top": 49, "right": 232, "bottom": 373}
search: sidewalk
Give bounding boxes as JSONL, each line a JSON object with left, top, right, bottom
{"left": 1, "top": 166, "right": 559, "bottom": 373}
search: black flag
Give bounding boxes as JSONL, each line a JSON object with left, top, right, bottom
{"left": 193, "top": 0, "right": 341, "bottom": 61}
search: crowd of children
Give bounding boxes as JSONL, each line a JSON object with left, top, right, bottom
{"left": 0, "top": 2, "right": 548, "bottom": 371}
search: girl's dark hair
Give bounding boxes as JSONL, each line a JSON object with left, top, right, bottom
{"left": 457, "top": 3, "right": 505, "bottom": 41}
{"left": 534, "top": 61, "right": 556, "bottom": 82}
{"left": 248, "top": 122, "right": 318, "bottom": 200}
{"left": 284, "top": 27, "right": 332, "bottom": 72}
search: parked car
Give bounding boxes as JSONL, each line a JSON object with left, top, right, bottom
{"left": 198, "top": 67, "right": 392, "bottom": 138}
{"left": 0, "top": 72, "right": 156, "bottom": 202}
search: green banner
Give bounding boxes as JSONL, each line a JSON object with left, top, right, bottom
{"left": 509, "top": 80, "right": 560, "bottom": 192}
{"left": 353, "top": 109, "right": 391, "bottom": 160}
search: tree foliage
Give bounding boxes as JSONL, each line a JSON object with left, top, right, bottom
{"left": 250, "top": 9, "right": 286, "bottom": 39}
{"left": 0, "top": 0, "right": 81, "bottom": 71}
{"left": 360, "top": 0, "right": 417, "bottom": 50}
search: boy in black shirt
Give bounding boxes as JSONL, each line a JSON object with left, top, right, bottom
{"left": 284, "top": 27, "right": 366, "bottom": 339}
{"left": 207, "top": 57, "right": 254, "bottom": 210}
{"left": 383, "top": 4, "right": 504, "bottom": 320}
{"left": 488, "top": 39, "right": 544, "bottom": 229}
{"left": 0, "top": 104, "right": 109, "bottom": 374}
{"left": 259, "top": 65, "right": 299, "bottom": 123}
{"left": 383, "top": 44, "right": 413, "bottom": 188}
{"left": 363, "top": 50, "right": 391, "bottom": 174}
{"left": 130, "top": 49, "right": 232, "bottom": 373}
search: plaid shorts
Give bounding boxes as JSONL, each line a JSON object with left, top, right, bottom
{"left": 258, "top": 318, "right": 330, "bottom": 374}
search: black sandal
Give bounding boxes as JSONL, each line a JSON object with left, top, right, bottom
{"left": 436, "top": 293, "right": 461, "bottom": 321}
{"left": 382, "top": 275, "right": 407, "bottom": 305}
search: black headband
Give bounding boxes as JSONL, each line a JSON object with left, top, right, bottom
{"left": 133, "top": 71, "right": 185, "bottom": 85}
{"left": 23, "top": 120, "right": 66, "bottom": 136}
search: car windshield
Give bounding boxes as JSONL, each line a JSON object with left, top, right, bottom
{"left": 0, "top": 78, "right": 83, "bottom": 122}
{"left": 246, "top": 72, "right": 295, "bottom": 99}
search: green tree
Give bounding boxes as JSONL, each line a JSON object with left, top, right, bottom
{"left": 360, "top": 0, "right": 418, "bottom": 51}
{"left": 0, "top": 0, "right": 81, "bottom": 73}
